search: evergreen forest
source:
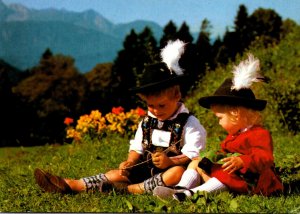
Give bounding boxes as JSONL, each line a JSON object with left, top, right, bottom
{"left": 0, "top": 5, "right": 298, "bottom": 147}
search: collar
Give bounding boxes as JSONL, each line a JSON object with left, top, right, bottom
{"left": 229, "top": 125, "right": 254, "bottom": 138}
{"left": 147, "top": 102, "right": 189, "bottom": 121}
{"left": 239, "top": 125, "right": 254, "bottom": 133}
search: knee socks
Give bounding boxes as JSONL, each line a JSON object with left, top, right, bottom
{"left": 175, "top": 169, "right": 201, "bottom": 189}
{"left": 190, "top": 177, "right": 228, "bottom": 194}
{"left": 174, "top": 177, "right": 228, "bottom": 200}
{"left": 143, "top": 173, "right": 165, "bottom": 193}
{"left": 82, "top": 173, "right": 109, "bottom": 192}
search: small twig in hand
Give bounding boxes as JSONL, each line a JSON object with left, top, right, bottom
{"left": 122, "top": 139, "right": 182, "bottom": 170}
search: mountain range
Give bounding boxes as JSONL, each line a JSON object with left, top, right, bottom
{"left": 0, "top": 0, "right": 164, "bottom": 72}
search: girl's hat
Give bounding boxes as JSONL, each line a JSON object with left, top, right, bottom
{"left": 130, "top": 40, "right": 186, "bottom": 93}
{"left": 199, "top": 54, "right": 267, "bottom": 111}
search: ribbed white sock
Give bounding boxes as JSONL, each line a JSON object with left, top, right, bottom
{"left": 176, "top": 169, "right": 201, "bottom": 189}
{"left": 190, "top": 177, "right": 228, "bottom": 194}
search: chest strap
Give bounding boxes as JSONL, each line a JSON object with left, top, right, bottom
{"left": 141, "top": 112, "right": 191, "bottom": 156}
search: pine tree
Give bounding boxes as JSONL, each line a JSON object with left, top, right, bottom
{"left": 211, "top": 36, "right": 223, "bottom": 67}
{"left": 218, "top": 27, "right": 236, "bottom": 64}
{"left": 248, "top": 8, "right": 283, "bottom": 45}
{"left": 176, "top": 22, "right": 193, "bottom": 43}
{"left": 111, "top": 27, "right": 159, "bottom": 109}
{"left": 234, "top": 4, "right": 250, "bottom": 54}
{"left": 159, "top": 20, "right": 178, "bottom": 48}
{"left": 136, "top": 27, "right": 159, "bottom": 78}
{"left": 196, "top": 19, "right": 213, "bottom": 70}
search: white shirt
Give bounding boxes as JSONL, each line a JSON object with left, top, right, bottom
{"left": 129, "top": 103, "right": 206, "bottom": 159}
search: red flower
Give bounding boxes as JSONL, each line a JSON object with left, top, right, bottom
{"left": 136, "top": 107, "right": 146, "bottom": 116}
{"left": 64, "top": 117, "right": 74, "bottom": 125}
{"left": 112, "top": 106, "right": 124, "bottom": 115}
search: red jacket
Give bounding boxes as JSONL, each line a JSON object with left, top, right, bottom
{"left": 210, "top": 126, "right": 283, "bottom": 196}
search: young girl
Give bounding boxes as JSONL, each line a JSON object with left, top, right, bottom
{"left": 34, "top": 40, "right": 207, "bottom": 195}
{"left": 153, "top": 54, "right": 284, "bottom": 201}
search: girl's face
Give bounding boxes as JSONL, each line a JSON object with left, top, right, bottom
{"left": 212, "top": 108, "right": 243, "bottom": 135}
{"left": 145, "top": 93, "right": 179, "bottom": 121}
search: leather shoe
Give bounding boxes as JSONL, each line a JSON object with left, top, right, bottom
{"left": 34, "top": 168, "right": 73, "bottom": 194}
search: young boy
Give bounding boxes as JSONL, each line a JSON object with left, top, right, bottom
{"left": 34, "top": 40, "right": 206, "bottom": 195}
{"left": 153, "top": 54, "right": 284, "bottom": 201}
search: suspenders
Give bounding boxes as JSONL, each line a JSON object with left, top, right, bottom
{"left": 141, "top": 113, "right": 191, "bottom": 159}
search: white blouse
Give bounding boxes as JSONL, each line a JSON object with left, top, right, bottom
{"left": 129, "top": 103, "right": 206, "bottom": 159}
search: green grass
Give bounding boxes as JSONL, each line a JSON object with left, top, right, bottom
{"left": 0, "top": 133, "right": 299, "bottom": 213}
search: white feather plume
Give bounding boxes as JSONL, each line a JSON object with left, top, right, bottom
{"left": 231, "top": 54, "right": 263, "bottom": 91}
{"left": 160, "top": 39, "right": 186, "bottom": 75}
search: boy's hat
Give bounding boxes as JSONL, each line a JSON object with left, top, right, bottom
{"left": 198, "top": 54, "right": 267, "bottom": 111}
{"left": 130, "top": 40, "right": 186, "bottom": 93}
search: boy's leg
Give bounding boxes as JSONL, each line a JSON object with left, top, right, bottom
{"left": 128, "top": 166, "right": 185, "bottom": 194}
{"left": 72, "top": 169, "right": 130, "bottom": 192}
{"left": 160, "top": 166, "right": 186, "bottom": 186}
{"left": 35, "top": 168, "right": 129, "bottom": 193}
{"left": 80, "top": 173, "right": 110, "bottom": 192}
{"left": 126, "top": 172, "right": 165, "bottom": 194}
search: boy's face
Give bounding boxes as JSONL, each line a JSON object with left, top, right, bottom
{"left": 144, "top": 93, "right": 179, "bottom": 121}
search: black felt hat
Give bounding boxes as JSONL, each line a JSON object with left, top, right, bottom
{"left": 199, "top": 54, "right": 267, "bottom": 111}
{"left": 129, "top": 39, "right": 187, "bottom": 93}
{"left": 199, "top": 78, "right": 267, "bottom": 110}
{"left": 129, "top": 62, "right": 185, "bottom": 93}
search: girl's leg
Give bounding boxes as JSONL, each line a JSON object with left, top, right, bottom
{"left": 176, "top": 158, "right": 203, "bottom": 188}
{"left": 173, "top": 177, "right": 228, "bottom": 201}
{"left": 190, "top": 177, "right": 228, "bottom": 193}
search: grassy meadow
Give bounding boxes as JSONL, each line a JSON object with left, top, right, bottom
{"left": 0, "top": 133, "right": 299, "bottom": 213}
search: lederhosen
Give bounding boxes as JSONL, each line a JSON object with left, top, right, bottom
{"left": 127, "top": 112, "right": 191, "bottom": 184}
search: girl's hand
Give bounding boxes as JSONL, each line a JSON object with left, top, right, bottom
{"left": 221, "top": 156, "right": 244, "bottom": 174}
{"left": 152, "top": 152, "right": 172, "bottom": 169}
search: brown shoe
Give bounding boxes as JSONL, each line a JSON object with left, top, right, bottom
{"left": 34, "top": 168, "right": 73, "bottom": 194}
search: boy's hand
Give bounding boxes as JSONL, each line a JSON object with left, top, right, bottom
{"left": 119, "top": 160, "right": 134, "bottom": 176}
{"left": 152, "top": 152, "right": 172, "bottom": 169}
{"left": 221, "top": 156, "right": 244, "bottom": 174}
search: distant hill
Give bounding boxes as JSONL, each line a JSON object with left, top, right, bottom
{"left": 0, "top": 0, "right": 163, "bottom": 72}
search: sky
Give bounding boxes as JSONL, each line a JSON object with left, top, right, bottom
{"left": 2, "top": 0, "right": 300, "bottom": 37}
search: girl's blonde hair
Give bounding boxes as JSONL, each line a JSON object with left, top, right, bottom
{"left": 137, "top": 85, "right": 181, "bottom": 101}
{"left": 211, "top": 104, "right": 263, "bottom": 126}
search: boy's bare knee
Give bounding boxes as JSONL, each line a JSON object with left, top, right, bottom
{"left": 105, "top": 169, "right": 129, "bottom": 182}
{"left": 162, "top": 166, "right": 185, "bottom": 186}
